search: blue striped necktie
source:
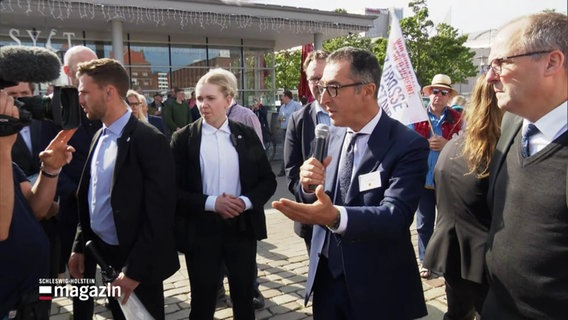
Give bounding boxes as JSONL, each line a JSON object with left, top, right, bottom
{"left": 326, "top": 132, "right": 360, "bottom": 278}
{"left": 337, "top": 132, "right": 359, "bottom": 205}
{"left": 521, "top": 124, "right": 539, "bottom": 158}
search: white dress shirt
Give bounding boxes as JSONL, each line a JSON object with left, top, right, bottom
{"left": 333, "top": 108, "right": 383, "bottom": 234}
{"left": 523, "top": 100, "right": 567, "bottom": 156}
{"left": 201, "top": 118, "right": 252, "bottom": 212}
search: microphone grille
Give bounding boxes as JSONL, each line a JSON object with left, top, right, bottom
{"left": 315, "top": 123, "right": 329, "bottom": 139}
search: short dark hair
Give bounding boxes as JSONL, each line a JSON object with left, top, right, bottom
{"left": 283, "top": 90, "right": 293, "bottom": 99}
{"left": 174, "top": 88, "right": 184, "bottom": 94}
{"left": 77, "top": 58, "right": 129, "bottom": 98}
{"left": 303, "top": 50, "right": 329, "bottom": 72}
{"left": 327, "top": 47, "right": 382, "bottom": 98}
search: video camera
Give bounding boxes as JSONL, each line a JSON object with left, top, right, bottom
{"left": 0, "top": 45, "right": 82, "bottom": 137}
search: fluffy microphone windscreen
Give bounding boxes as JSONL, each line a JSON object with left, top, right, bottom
{"left": 0, "top": 45, "right": 62, "bottom": 84}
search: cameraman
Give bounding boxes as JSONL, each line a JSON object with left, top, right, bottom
{"left": 0, "top": 90, "right": 76, "bottom": 319}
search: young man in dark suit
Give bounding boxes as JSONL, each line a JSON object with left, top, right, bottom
{"left": 273, "top": 47, "right": 429, "bottom": 319}
{"left": 68, "top": 58, "right": 179, "bottom": 320}
{"left": 483, "top": 12, "right": 567, "bottom": 319}
{"left": 284, "top": 50, "right": 329, "bottom": 253}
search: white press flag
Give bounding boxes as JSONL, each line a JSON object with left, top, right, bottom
{"left": 378, "top": 12, "right": 428, "bottom": 125}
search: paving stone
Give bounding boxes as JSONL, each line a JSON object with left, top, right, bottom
{"left": 425, "top": 276, "right": 446, "bottom": 288}
{"left": 165, "top": 309, "right": 189, "bottom": 320}
{"left": 49, "top": 312, "right": 71, "bottom": 320}
{"left": 164, "top": 302, "right": 180, "bottom": 314}
{"left": 271, "top": 293, "right": 300, "bottom": 305}
{"left": 213, "top": 307, "right": 234, "bottom": 319}
{"left": 256, "top": 309, "right": 274, "bottom": 320}
{"left": 424, "top": 286, "right": 447, "bottom": 300}
{"left": 269, "top": 310, "right": 309, "bottom": 320}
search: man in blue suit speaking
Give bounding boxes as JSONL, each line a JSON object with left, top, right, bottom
{"left": 272, "top": 47, "right": 429, "bottom": 320}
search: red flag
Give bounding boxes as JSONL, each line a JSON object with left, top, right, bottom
{"left": 299, "top": 44, "right": 314, "bottom": 103}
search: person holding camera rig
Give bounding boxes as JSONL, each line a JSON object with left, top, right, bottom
{"left": 0, "top": 89, "right": 76, "bottom": 319}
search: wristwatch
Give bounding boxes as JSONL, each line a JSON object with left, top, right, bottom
{"left": 326, "top": 207, "right": 341, "bottom": 230}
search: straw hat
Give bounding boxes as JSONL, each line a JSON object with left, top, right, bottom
{"left": 423, "top": 74, "right": 458, "bottom": 96}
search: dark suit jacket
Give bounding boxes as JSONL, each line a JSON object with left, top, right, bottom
{"left": 11, "top": 120, "right": 47, "bottom": 177}
{"left": 284, "top": 102, "right": 318, "bottom": 238}
{"left": 170, "top": 118, "right": 276, "bottom": 248}
{"left": 148, "top": 115, "right": 165, "bottom": 134}
{"left": 73, "top": 115, "right": 179, "bottom": 283}
{"left": 423, "top": 135, "right": 491, "bottom": 284}
{"left": 304, "top": 113, "right": 429, "bottom": 320}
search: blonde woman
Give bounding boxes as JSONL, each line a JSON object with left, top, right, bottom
{"left": 126, "top": 89, "right": 147, "bottom": 123}
{"left": 423, "top": 75, "right": 503, "bottom": 320}
{"left": 171, "top": 68, "right": 276, "bottom": 320}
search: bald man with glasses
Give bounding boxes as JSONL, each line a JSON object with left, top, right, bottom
{"left": 483, "top": 12, "right": 567, "bottom": 319}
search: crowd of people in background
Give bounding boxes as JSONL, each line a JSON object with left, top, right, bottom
{"left": 0, "top": 10, "right": 566, "bottom": 320}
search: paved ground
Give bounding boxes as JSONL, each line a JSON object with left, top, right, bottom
{"left": 50, "top": 159, "right": 448, "bottom": 319}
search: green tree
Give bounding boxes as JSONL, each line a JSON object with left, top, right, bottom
{"left": 426, "top": 23, "right": 477, "bottom": 84}
{"left": 323, "top": 32, "right": 376, "bottom": 53}
{"left": 372, "top": 37, "right": 388, "bottom": 66}
{"left": 399, "top": 0, "right": 476, "bottom": 86}
{"left": 273, "top": 49, "right": 301, "bottom": 90}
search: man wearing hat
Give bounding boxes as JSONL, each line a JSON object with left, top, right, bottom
{"left": 149, "top": 92, "right": 165, "bottom": 116}
{"left": 413, "top": 74, "right": 463, "bottom": 278}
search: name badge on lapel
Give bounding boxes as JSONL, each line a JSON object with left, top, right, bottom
{"left": 358, "top": 171, "right": 381, "bottom": 192}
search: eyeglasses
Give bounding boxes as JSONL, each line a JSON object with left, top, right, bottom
{"left": 128, "top": 101, "right": 141, "bottom": 106}
{"left": 316, "top": 82, "right": 365, "bottom": 98}
{"left": 432, "top": 88, "right": 450, "bottom": 96}
{"left": 487, "top": 50, "right": 552, "bottom": 75}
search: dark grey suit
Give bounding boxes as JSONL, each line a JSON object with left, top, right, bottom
{"left": 484, "top": 112, "right": 568, "bottom": 319}
{"left": 284, "top": 102, "right": 318, "bottom": 247}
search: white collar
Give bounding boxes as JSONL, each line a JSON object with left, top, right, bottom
{"left": 348, "top": 108, "right": 382, "bottom": 136}
{"left": 202, "top": 118, "right": 231, "bottom": 135}
{"left": 313, "top": 100, "right": 327, "bottom": 115}
{"left": 524, "top": 100, "right": 567, "bottom": 141}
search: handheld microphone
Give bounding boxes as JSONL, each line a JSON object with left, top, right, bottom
{"left": 309, "top": 123, "right": 329, "bottom": 191}
{"left": 0, "top": 45, "right": 62, "bottom": 87}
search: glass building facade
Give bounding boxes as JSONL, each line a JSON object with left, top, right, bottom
{"left": 0, "top": 35, "right": 275, "bottom": 108}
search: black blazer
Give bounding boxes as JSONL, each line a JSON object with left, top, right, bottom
{"left": 148, "top": 115, "right": 165, "bottom": 134}
{"left": 423, "top": 135, "right": 491, "bottom": 284}
{"left": 283, "top": 102, "right": 317, "bottom": 238}
{"left": 74, "top": 115, "right": 179, "bottom": 283}
{"left": 171, "top": 118, "right": 276, "bottom": 246}
{"left": 11, "top": 120, "right": 46, "bottom": 177}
